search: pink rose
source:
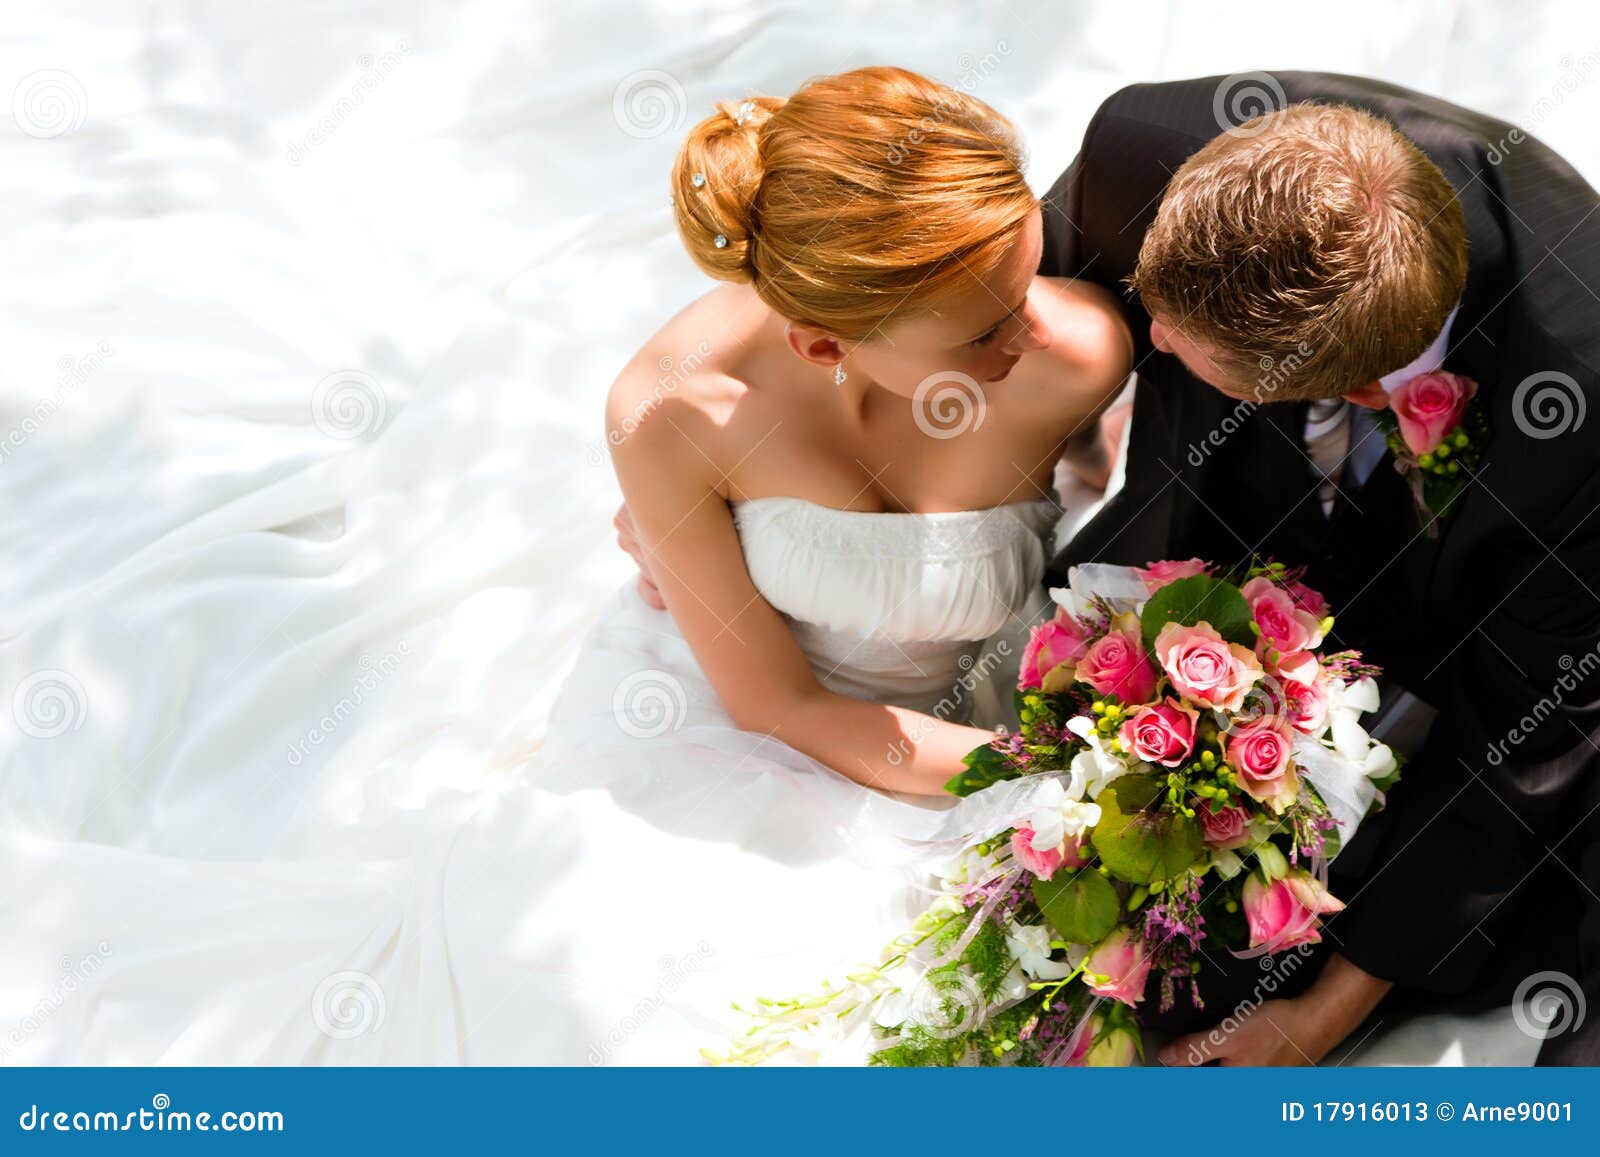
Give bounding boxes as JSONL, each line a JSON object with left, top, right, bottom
{"left": 1198, "top": 801, "right": 1252, "bottom": 850}
{"left": 1020, "top": 608, "right": 1092, "bottom": 692}
{"left": 1118, "top": 699, "right": 1198, "bottom": 767}
{"left": 1082, "top": 927, "right": 1151, "bottom": 1007}
{"left": 1242, "top": 869, "right": 1345, "bottom": 953}
{"left": 1285, "top": 579, "right": 1329, "bottom": 619}
{"left": 1226, "top": 722, "right": 1299, "bottom": 809}
{"left": 1077, "top": 629, "right": 1157, "bottom": 705}
{"left": 1272, "top": 651, "right": 1330, "bottom": 736}
{"left": 1241, "top": 577, "right": 1325, "bottom": 655}
{"left": 1009, "top": 826, "right": 1089, "bottom": 880}
{"left": 1135, "top": 558, "right": 1211, "bottom": 594}
{"left": 1389, "top": 370, "right": 1477, "bottom": 457}
{"left": 1153, "top": 621, "right": 1263, "bottom": 711}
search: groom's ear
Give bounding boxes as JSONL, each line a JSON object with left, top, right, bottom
{"left": 783, "top": 322, "right": 846, "bottom": 369}
{"left": 1342, "top": 379, "right": 1390, "bottom": 410}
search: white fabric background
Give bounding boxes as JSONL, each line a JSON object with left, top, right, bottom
{"left": 2, "top": 0, "right": 1595, "bottom": 1065}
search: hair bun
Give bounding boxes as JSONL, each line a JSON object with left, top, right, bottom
{"left": 671, "top": 95, "right": 785, "bottom": 283}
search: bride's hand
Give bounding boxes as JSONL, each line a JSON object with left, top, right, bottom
{"left": 1155, "top": 995, "right": 1340, "bottom": 1066}
{"left": 613, "top": 502, "right": 667, "bottom": 610}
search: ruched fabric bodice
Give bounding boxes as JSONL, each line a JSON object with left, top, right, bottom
{"left": 731, "top": 496, "right": 1058, "bottom": 715}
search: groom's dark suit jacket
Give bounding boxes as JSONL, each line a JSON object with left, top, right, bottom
{"left": 1039, "top": 73, "right": 1600, "bottom": 1063}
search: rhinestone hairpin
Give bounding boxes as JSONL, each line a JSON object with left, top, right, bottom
{"left": 713, "top": 234, "right": 728, "bottom": 248}
{"left": 691, "top": 171, "right": 706, "bottom": 189}
{"left": 732, "top": 100, "right": 757, "bottom": 126}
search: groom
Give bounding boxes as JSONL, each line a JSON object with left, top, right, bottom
{"left": 1041, "top": 72, "right": 1599, "bottom": 1066}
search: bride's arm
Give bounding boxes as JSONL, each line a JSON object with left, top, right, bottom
{"left": 606, "top": 389, "right": 994, "bottom": 797}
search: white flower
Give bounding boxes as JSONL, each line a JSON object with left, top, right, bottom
{"left": 1025, "top": 777, "right": 1103, "bottom": 852}
{"left": 1064, "top": 715, "right": 1131, "bottom": 801}
{"left": 1362, "top": 742, "right": 1397, "bottom": 782}
{"left": 1326, "top": 676, "right": 1381, "bottom": 762}
{"left": 1005, "top": 921, "right": 1075, "bottom": 980}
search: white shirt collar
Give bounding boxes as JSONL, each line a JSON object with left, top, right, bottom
{"left": 1379, "top": 304, "right": 1460, "bottom": 393}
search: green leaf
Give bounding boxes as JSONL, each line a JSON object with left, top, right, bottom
{"left": 1139, "top": 574, "right": 1255, "bottom": 651}
{"left": 1089, "top": 774, "right": 1204, "bottom": 883}
{"left": 944, "top": 742, "right": 1021, "bottom": 797}
{"left": 1032, "top": 868, "right": 1120, "bottom": 944}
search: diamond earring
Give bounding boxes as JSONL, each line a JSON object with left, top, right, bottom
{"left": 832, "top": 362, "right": 847, "bottom": 386}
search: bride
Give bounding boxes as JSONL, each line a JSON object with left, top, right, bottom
{"left": 4, "top": 67, "right": 1131, "bottom": 1065}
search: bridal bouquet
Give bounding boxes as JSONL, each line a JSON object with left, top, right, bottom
{"left": 708, "top": 560, "right": 1400, "bottom": 1067}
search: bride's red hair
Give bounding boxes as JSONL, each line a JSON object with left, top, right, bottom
{"left": 670, "top": 67, "right": 1037, "bottom": 341}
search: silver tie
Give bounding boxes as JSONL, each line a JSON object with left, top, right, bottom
{"left": 1303, "top": 399, "right": 1351, "bottom": 517}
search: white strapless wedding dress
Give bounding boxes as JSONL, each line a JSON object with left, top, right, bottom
{"left": 1, "top": 496, "right": 1058, "bottom": 1064}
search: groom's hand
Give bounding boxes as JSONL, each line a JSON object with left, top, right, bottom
{"left": 1157, "top": 952, "right": 1392, "bottom": 1066}
{"left": 613, "top": 502, "right": 667, "bottom": 610}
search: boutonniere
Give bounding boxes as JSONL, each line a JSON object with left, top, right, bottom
{"left": 1370, "top": 370, "right": 1488, "bottom": 536}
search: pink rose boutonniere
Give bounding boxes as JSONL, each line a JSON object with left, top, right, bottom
{"left": 1375, "top": 369, "right": 1486, "bottom": 534}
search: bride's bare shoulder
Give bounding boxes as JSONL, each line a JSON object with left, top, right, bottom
{"left": 604, "top": 284, "right": 761, "bottom": 469}
{"left": 1032, "top": 276, "right": 1134, "bottom": 382}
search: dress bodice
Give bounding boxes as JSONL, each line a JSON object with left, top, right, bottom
{"left": 731, "top": 496, "right": 1057, "bottom": 716}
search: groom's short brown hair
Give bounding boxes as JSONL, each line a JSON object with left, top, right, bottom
{"left": 1128, "top": 102, "right": 1468, "bottom": 401}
